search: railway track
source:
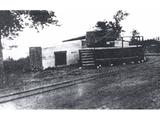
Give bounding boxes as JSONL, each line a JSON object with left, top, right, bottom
{"left": 0, "top": 55, "right": 147, "bottom": 104}
{"left": 0, "top": 71, "right": 110, "bottom": 104}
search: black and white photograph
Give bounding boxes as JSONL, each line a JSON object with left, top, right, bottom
{"left": 0, "top": 0, "right": 160, "bottom": 113}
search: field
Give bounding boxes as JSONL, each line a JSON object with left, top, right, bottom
{"left": 0, "top": 55, "right": 160, "bottom": 109}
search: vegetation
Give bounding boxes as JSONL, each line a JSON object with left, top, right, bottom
{"left": 0, "top": 10, "right": 58, "bottom": 83}
{"left": 95, "top": 10, "right": 129, "bottom": 40}
{"left": 143, "top": 39, "right": 160, "bottom": 53}
{"left": 4, "top": 57, "right": 30, "bottom": 74}
{"left": 129, "top": 29, "right": 141, "bottom": 45}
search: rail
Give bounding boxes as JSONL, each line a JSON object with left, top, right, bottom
{"left": 0, "top": 70, "right": 115, "bottom": 104}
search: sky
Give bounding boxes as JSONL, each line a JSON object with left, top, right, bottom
{"left": 1, "top": 0, "right": 160, "bottom": 59}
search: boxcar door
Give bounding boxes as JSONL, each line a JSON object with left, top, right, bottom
{"left": 55, "top": 51, "right": 67, "bottom": 66}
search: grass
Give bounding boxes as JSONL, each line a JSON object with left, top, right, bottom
{"left": 0, "top": 56, "right": 160, "bottom": 109}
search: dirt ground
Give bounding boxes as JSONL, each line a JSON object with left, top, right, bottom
{"left": 0, "top": 56, "right": 157, "bottom": 94}
{"left": 0, "top": 56, "right": 160, "bottom": 109}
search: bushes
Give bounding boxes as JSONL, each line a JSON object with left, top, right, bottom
{"left": 143, "top": 39, "right": 160, "bottom": 53}
{"left": 4, "top": 57, "right": 31, "bottom": 73}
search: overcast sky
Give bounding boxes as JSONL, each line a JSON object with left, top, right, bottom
{"left": 1, "top": 0, "right": 160, "bottom": 59}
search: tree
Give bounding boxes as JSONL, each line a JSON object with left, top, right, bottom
{"left": 130, "top": 29, "right": 140, "bottom": 45}
{"left": 95, "top": 10, "right": 129, "bottom": 40}
{"left": 0, "top": 10, "right": 58, "bottom": 84}
{"left": 131, "top": 29, "right": 140, "bottom": 38}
